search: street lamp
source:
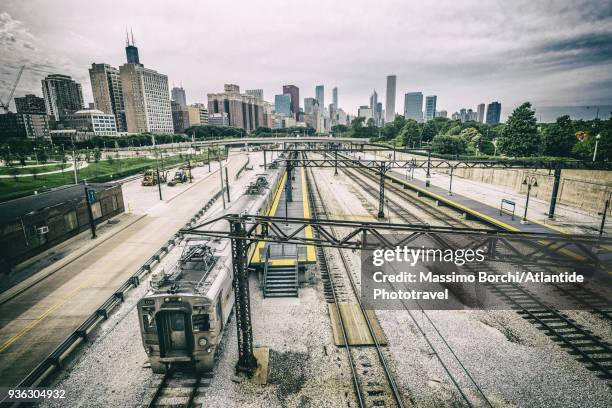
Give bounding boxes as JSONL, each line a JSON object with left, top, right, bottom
{"left": 521, "top": 176, "right": 538, "bottom": 224}
{"left": 593, "top": 134, "right": 601, "bottom": 162}
{"left": 599, "top": 191, "right": 611, "bottom": 238}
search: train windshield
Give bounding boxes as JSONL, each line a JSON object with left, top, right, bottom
{"left": 157, "top": 311, "right": 191, "bottom": 357}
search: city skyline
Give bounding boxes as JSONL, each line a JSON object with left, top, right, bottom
{"left": 1, "top": 0, "right": 611, "bottom": 120}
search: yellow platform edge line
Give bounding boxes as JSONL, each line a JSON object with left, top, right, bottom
{"left": 301, "top": 167, "right": 316, "bottom": 263}
{"left": 251, "top": 170, "right": 287, "bottom": 264}
{"left": 384, "top": 172, "right": 587, "bottom": 262}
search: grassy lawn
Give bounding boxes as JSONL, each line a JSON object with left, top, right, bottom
{"left": 0, "top": 151, "right": 217, "bottom": 202}
{"left": 0, "top": 163, "right": 66, "bottom": 175}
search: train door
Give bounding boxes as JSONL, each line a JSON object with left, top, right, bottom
{"left": 216, "top": 294, "right": 223, "bottom": 332}
{"left": 157, "top": 310, "right": 190, "bottom": 356}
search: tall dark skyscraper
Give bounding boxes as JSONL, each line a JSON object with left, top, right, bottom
{"left": 125, "top": 30, "right": 140, "bottom": 65}
{"left": 171, "top": 86, "right": 187, "bottom": 107}
{"left": 486, "top": 101, "right": 501, "bottom": 124}
{"left": 385, "top": 75, "right": 396, "bottom": 123}
{"left": 315, "top": 85, "right": 324, "bottom": 110}
{"left": 282, "top": 85, "right": 299, "bottom": 120}
{"left": 15, "top": 94, "right": 46, "bottom": 114}
{"left": 41, "top": 74, "right": 84, "bottom": 121}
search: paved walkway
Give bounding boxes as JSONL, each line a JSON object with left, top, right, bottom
{"left": 0, "top": 161, "right": 89, "bottom": 178}
{"left": 0, "top": 154, "right": 248, "bottom": 387}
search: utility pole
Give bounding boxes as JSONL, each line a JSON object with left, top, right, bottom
{"left": 156, "top": 167, "right": 163, "bottom": 200}
{"left": 219, "top": 159, "right": 226, "bottom": 209}
{"left": 425, "top": 148, "right": 431, "bottom": 187}
{"left": 225, "top": 167, "right": 231, "bottom": 203}
{"left": 73, "top": 150, "right": 78, "bottom": 184}
{"left": 599, "top": 192, "right": 611, "bottom": 238}
{"left": 208, "top": 147, "right": 212, "bottom": 172}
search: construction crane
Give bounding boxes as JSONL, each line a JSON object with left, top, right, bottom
{"left": 0, "top": 65, "right": 25, "bottom": 113}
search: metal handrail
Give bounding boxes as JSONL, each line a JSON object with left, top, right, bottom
{"left": 262, "top": 246, "right": 270, "bottom": 298}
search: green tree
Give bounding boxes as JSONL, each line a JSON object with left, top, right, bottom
{"left": 331, "top": 124, "right": 349, "bottom": 135}
{"left": 399, "top": 120, "right": 420, "bottom": 147}
{"left": 447, "top": 125, "right": 462, "bottom": 135}
{"left": 497, "top": 102, "right": 540, "bottom": 157}
{"left": 541, "top": 115, "right": 577, "bottom": 157}
{"left": 431, "top": 134, "right": 468, "bottom": 155}
{"left": 420, "top": 121, "right": 439, "bottom": 143}
{"left": 93, "top": 147, "right": 102, "bottom": 163}
{"left": 381, "top": 115, "right": 406, "bottom": 140}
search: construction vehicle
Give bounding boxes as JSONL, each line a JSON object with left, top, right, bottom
{"left": 142, "top": 169, "right": 167, "bottom": 186}
{"left": 168, "top": 167, "right": 192, "bottom": 186}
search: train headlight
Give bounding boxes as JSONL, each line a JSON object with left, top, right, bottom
{"left": 198, "top": 338, "right": 208, "bottom": 347}
{"left": 178, "top": 297, "right": 182, "bottom": 302}
{"left": 164, "top": 297, "right": 170, "bottom": 302}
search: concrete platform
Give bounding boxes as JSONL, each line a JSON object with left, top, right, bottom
{"left": 0, "top": 155, "right": 248, "bottom": 388}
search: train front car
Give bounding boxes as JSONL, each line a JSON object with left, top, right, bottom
{"left": 137, "top": 241, "right": 234, "bottom": 374}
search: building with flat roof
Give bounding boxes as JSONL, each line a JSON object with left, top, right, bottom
{"left": 245, "top": 89, "right": 264, "bottom": 100}
{"left": 41, "top": 74, "right": 84, "bottom": 122}
{"left": 315, "top": 85, "right": 324, "bottom": 110}
{"left": 120, "top": 63, "right": 173, "bottom": 134}
{"left": 425, "top": 95, "right": 437, "bottom": 121}
{"left": 404, "top": 92, "right": 423, "bottom": 123}
{"left": 15, "top": 94, "right": 46, "bottom": 114}
{"left": 187, "top": 103, "right": 209, "bottom": 126}
{"left": 207, "top": 84, "right": 263, "bottom": 132}
{"left": 486, "top": 101, "right": 502, "bottom": 124}
{"left": 0, "top": 112, "right": 50, "bottom": 139}
{"left": 477, "top": 103, "right": 485, "bottom": 123}
{"left": 385, "top": 75, "right": 396, "bottom": 123}
{"left": 171, "top": 86, "right": 187, "bottom": 107}
{"left": 282, "top": 85, "right": 299, "bottom": 120}
{"left": 89, "top": 63, "right": 126, "bottom": 132}
{"left": 171, "top": 100, "right": 189, "bottom": 133}
{"left": 64, "top": 109, "right": 117, "bottom": 136}
{"left": 208, "top": 112, "right": 229, "bottom": 126}
{"left": 357, "top": 105, "right": 373, "bottom": 121}
{"left": 274, "top": 94, "right": 292, "bottom": 117}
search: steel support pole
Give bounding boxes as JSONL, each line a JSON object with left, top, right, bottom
{"left": 426, "top": 149, "right": 431, "bottom": 187}
{"left": 599, "top": 193, "right": 611, "bottom": 238}
{"left": 230, "top": 220, "right": 258, "bottom": 376}
{"left": 208, "top": 148, "right": 211, "bottom": 172}
{"left": 334, "top": 149, "right": 338, "bottom": 176}
{"left": 84, "top": 186, "right": 97, "bottom": 239}
{"left": 522, "top": 185, "right": 531, "bottom": 223}
{"left": 263, "top": 149, "right": 267, "bottom": 170}
{"left": 378, "top": 162, "right": 386, "bottom": 219}
{"left": 225, "top": 167, "right": 231, "bottom": 203}
{"left": 219, "top": 160, "right": 226, "bottom": 209}
{"left": 156, "top": 167, "right": 163, "bottom": 201}
{"left": 286, "top": 159, "right": 293, "bottom": 203}
{"left": 448, "top": 166, "right": 454, "bottom": 196}
{"left": 548, "top": 165, "right": 561, "bottom": 219}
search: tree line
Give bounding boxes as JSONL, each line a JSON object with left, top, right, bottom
{"left": 338, "top": 102, "right": 611, "bottom": 161}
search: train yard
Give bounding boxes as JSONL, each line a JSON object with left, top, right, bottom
{"left": 1, "top": 144, "right": 611, "bottom": 407}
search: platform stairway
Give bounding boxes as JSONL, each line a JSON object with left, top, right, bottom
{"left": 263, "top": 264, "right": 299, "bottom": 298}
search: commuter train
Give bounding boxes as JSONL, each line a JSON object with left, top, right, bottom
{"left": 137, "top": 165, "right": 284, "bottom": 374}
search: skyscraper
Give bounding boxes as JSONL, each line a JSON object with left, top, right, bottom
{"left": 370, "top": 90, "right": 382, "bottom": 127}
{"left": 246, "top": 89, "right": 264, "bottom": 100}
{"left": 274, "top": 94, "right": 292, "bottom": 117}
{"left": 477, "top": 103, "right": 485, "bottom": 123}
{"left": 486, "top": 101, "right": 501, "bottom": 124}
{"left": 282, "top": 85, "right": 299, "bottom": 120}
{"left": 171, "top": 86, "right": 187, "bottom": 107}
{"left": 385, "top": 75, "right": 396, "bottom": 123}
{"left": 404, "top": 92, "right": 423, "bottom": 123}
{"left": 41, "top": 74, "right": 84, "bottom": 121}
{"left": 89, "top": 63, "right": 127, "bottom": 132}
{"left": 315, "top": 85, "right": 324, "bottom": 110}
{"left": 332, "top": 87, "right": 338, "bottom": 110}
{"left": 14, "top": 94, "right": 46, "bottom": 114}
{"left": 425, "top": 95, "right": 437, "bottom": 121}
{"left": 304, "top": 97, "right": 318, "bottom": 114}
{"left": 125, "top": 30, "right": 140, "bottom": 65}
{"left": 207, "top": 84, "right": 264, "bottom": 132}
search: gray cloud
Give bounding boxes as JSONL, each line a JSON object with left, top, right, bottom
{"left": 1, "top": 0, "right": 611, "bottom": 118}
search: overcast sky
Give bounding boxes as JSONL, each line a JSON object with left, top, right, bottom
{"left": 1, "top": 0, "right": 611, "bottom": 119}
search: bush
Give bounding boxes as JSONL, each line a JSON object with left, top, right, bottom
{"left": 431, "top": 134, "right": 467, "bottom": 155}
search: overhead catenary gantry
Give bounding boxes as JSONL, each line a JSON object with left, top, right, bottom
{"left": 180, "top": 213, "right": 611, "bottom": 377}
{"left": 268, "top": 149, "right": 612, "bottom": 220}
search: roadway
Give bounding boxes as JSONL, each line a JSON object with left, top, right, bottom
{"left": 0, "top": 153, "right": 249, "bottom": 387}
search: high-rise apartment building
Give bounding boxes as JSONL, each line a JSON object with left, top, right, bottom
{"left": 120, "top": 64, "right": 173, "bottom": 134}
{"left": 477, "top": 103, "right": 485, "bottom": 123}
{"left": 357, "top": 105, "right": 373, "bottom": 121}
{"left": 282, "top": 85, "right": 299, "bottom": 120}
{"left": 89, "top": 63, "right": 127, "bottom": 132}
{"left": 14, "top": 94, "right": 46, "bottom": 114}
{"left": 274, "top": 94, "right": 292, "bottom": 117}
{"left": 0, "top": 112, "right": 50, "bottom": 139}
{"left": 404, "top": 92, "right": 423, "bottom": 122}
{"left": 486, "top": 102, "right": 501, "bottom": 124}
{"left": 315, "top": 85, "right": 324, "bottom": 110}
{"left": 304, "top": 97, "right": 318, "bottom": 114}
{"left": 171, "top": 86, "right": 187, "bottom": 107}
{"left": 171, "top": 100, "right": 189, "bottom": 133}
{"left": 385, "top": 75, "right": 396, "bottom": 123}
{"left": 332, "top": 87, "right": 338, "bottom": 110}
{"left": 41, "top": 74, "right": 84, "bottom": 121}
{"left": 207, "top": 84, "right": 264, "bottom": 132}
{"left": 246, "top": 89, "right": 264, "bottom": 100}
{"left": 425, "top": 95, "right": 437, "bottom": 121}
{"left": 436, "top": 110, "right": 448, "bottom": 118}
{"left": 187, "top": 103, "right": 209, "bottom": 126}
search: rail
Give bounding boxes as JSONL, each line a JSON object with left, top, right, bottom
{"left": 12, "top": 190, "right": 224, "bottom": 393}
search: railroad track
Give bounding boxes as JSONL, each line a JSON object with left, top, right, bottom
{"left": 330, "top": 152, "right": 612, "bottom": 382}
{"left": 146, "top": 368, "right": 210, "bottom": 408}
{"left": 305, "top": 160, "right": 406, "bottom": 408}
